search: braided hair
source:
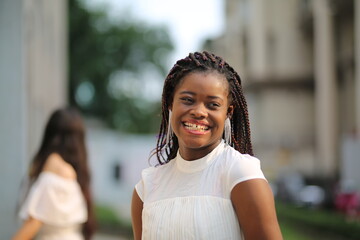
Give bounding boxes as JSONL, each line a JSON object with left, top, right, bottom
{"left": 154, "top": 51, "right": 253, "bottom": 165}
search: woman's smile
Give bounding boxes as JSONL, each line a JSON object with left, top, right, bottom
{"left": 183, "top": 120, "right": 210, "bottom": 135}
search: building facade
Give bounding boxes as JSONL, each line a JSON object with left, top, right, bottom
{"left": 206, "top": 0, "right": 360, "bottom": 191}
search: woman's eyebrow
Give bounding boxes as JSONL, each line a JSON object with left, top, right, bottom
{"left": 179, "top": 90, "right": 195, "bottom": 95}
{"left": 208, "top": 95, "right": 223, "bottom": 100}
{"left": 179, "top": 91, "right": 223, "bottom": 101}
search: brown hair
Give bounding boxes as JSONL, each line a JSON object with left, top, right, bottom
{"left": 29, "top": 107, "right": 96, "bottom": 239}
{"left": 153, "top": 51, "right": 253, "bottom": 165}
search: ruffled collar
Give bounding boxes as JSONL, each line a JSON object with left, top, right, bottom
{"left": 175, "top": 140, "right": 225, "bottom": 173}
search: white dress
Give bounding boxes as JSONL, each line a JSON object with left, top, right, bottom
{"left": 136, "top": 141, "right": 266, "bottom": 240}
{"left": 19, "top": 172, "right": 87, "bottom": 240}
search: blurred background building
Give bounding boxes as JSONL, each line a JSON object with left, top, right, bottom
{"left": 206, "top": 0, "right": 360, "bottom": 199}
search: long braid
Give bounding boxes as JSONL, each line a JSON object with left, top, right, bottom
{"left": 152, "top": 51, "right": 254, "bottom": 165}
{"left": 226, "top": 62, "right": 254, "bottom": 155}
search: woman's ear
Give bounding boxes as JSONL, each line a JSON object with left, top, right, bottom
{"left": 227, "top": 105, "right": 234, "bottom": 118}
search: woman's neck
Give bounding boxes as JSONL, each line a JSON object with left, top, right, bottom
{"left": 178, "top": 139, "right": 221, "bottom": 161}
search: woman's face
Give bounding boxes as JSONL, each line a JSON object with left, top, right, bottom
{"left": 170, "top": 71, "right": 233, "bottom": 160}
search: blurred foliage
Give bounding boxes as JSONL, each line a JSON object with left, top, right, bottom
{"left": 277, "top": 202, "right": 360, "bottom": 239}
{"left": 68, "top": 0, "right": 174, "bottom": 133}
{"left": 279, "top": 220, "right": 311, "bottom": 240}
{"left": 95, "top": 205, "right": 133, "bottom": 238}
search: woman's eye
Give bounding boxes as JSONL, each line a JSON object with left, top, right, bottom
{"left": 180, "top": 97, "right": 193, "bottom": 104}
{"left": 208, "top": 102, "right": 220, "bottom": 109}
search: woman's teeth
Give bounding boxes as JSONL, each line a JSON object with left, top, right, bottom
{"left": 184, "top": 122, "right": 209, "bottom": 131}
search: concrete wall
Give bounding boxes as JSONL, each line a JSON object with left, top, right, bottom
{"left": 0, "top": 0, "right": 27, "bottom": 237}
{"left": 86, "top": 125, "right": 156, "bottom": 220}
{"left": 0, "top": 0, "right": 67, "bottom": 237}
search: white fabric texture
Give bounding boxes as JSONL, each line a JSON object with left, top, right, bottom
{"left": 135, "top": 141, "right": 266, "bottom": 240}
{"left": 19, "top": 172, "right": 87, "bottom": 240}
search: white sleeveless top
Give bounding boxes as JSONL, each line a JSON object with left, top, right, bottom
{"left": 19, "top": 172, "right": 87, "bottom": 240}
{"left": 136, "top": 141, "right": 266, "bottom": 240}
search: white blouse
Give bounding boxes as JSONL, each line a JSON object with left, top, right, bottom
{"left": 19, "top": 172, "right": 87, "bottom": 240}
{"left": 136, "top": 141, "right": 266, "bottom": 240}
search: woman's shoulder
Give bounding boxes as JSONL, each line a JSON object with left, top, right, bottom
{"left": 142, "top": 162, "right": 169, "bottom": 172}
{"left": 136, "top": 160, "right": 176, "bottom": 201}
{"left": 220, "top": 145, "right": 266, "bottom": 188}
{"left": 18, "top": 155, "right": 86, "bottom": 224}
{"left": 222, "top": 145, "right": 260, "bottom": 164}
{"left": 140, "top": 160, "right": 175, "bottom": 178}
{"left": 42, "top": 153, "right": 77, "bottom": 180}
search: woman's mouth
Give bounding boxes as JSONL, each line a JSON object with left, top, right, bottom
{"left": 183, "top": 122, "right": 210, "bottom": 132}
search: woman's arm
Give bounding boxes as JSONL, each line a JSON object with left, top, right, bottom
{"left": 12, "top": 217, "right": 42, "bottom": 240}
{"left": 131, "top": 188, "right": 143, "bottom": 240}
{"left": 231, "top": 179, "right": 283, "bottom": 240}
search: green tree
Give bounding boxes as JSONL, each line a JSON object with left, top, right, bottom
{"left": 68, "top": 0, "right": 174, "bottom": 133}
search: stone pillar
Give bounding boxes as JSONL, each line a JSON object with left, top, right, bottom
{"left": 249, "top": 0, "right": 267, "bottom": 79}
{"left": 0, "top": 0, "right": 67, "bottom": 237}
{"left": 313, "top": 0, "right": 338, "bottom": 177}
{"left": 355, "top": 0, "right": 360, "bottom": 136}
{"left": 224, "top": 0, "right": 245, "bottom": 78}
{"left": 0, "top": 1, "right": 27, "bottom": 237}
{"left": 24, "top": 0, "right": 68, "bottom": 157}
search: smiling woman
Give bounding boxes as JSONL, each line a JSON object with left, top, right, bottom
{"left": 171, "top": 72, "right": 231, "bottom": 160}
{"left": 131, "top": 51, "right": 283, "bottom": 240}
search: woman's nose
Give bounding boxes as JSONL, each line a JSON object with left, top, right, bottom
{"left": 190, "top": 103, "right": 208, "bottom": 118}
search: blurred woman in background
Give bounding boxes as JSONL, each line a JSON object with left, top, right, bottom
{"left": 12, "top": 107, "right": 96, "bottom": 240}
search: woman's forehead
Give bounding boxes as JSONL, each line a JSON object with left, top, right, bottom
{"left": 174, "top": 71, "right": 230, "bottom": 98}
{"left": 182, "top": 72, "right": 227, "bottom": 90}
{"left": 177, "top": 71, "right": 228, "bottom": 88}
